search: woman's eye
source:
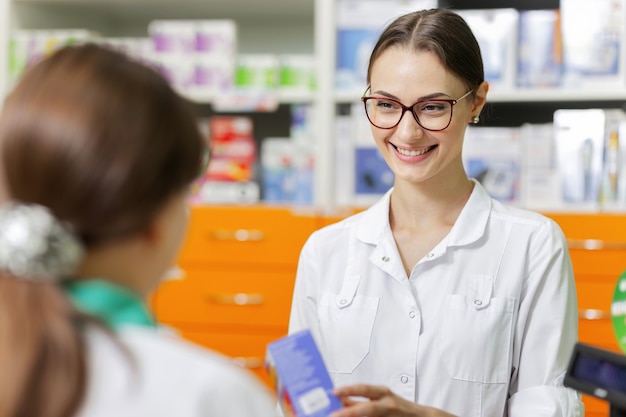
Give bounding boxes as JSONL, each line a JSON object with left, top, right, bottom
{"left": 419, "top": 102, "right": 446, "bottom": 112}
{"left": 378, "top": 100, "right": 399, "bottom": 110}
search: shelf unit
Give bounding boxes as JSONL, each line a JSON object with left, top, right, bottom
{"left": 2, "top": 0, "right": 626, "bottom": 210}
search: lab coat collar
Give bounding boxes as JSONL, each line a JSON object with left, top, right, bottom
{"left": 355, "top": 178, "right": 492, "bottom": 248}
{"left": 355, "top": 188, "right": 393, "bottom": 245}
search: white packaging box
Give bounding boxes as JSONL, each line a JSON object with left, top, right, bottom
{"left": 194, "top": 20, "right": 237, "bottom": 95}
{"left": 519, "top": 123, "right": 561, "bottom": 210}
{"left": 560, "top": 0, "right": 626, "bottom": 89}
{"left": 148, "top": 19, "right": 237, "bottom": 96}
{"left": 195, "top": 180, "right": 260, "bottom": 204}
{"left": 618, "top": 123, "right": 626, "bottom": 208}
{"left": 8, "top": 29, "right": 98, "bottom": 91}
{"left": 334, "top": 112, "right": 356, "bottom": 207}
{"left": 278, "top": 54, "right": 316, "bottom": 95}
{"left": 553, "top": 109, "right": 626, "bottom": 208}
{"left": 235, "top": 54, "right": 279, "bottom": 91}
{"left": 148, "top": 20, "right": 196, "bottom": 93}
{"left": 455, "top": 8, "right": 519, "bottom": 91}
{"left": 463, "top": 126, "right": 521, "bottom": 204}
{"left": 336, "top": 0, "right": 437, "bottom": 92}
{"left": 261, "top": 137, "right": 296, "bottom": 203}
{"left": 516, "top": 9, "right": 562, "bottom": 88}
{"left": 602, "top": 121, "right": 626, "bottom": 209}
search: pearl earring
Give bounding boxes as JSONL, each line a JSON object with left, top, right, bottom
{"left": 472, "top": 115, "right": 480, "bottom": 124}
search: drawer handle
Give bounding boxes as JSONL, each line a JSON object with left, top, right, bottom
{"left": 579, "top": 309, "right": 611, "bottom": 320}
{"left": 232, "top": 356, "right": 264, "bottom": 369}
{"left": 209, "top": 229, "right": 265, "bottom": 242}
{"left": 207, "top": 292, "right": 265, "bottom": 305}
{"left": 567, "top": 239, "right": 626, "bottom": 251}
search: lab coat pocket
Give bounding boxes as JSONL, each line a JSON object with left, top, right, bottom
{"left": 438, "top": 292, "right": 516, "bottom": 383}
{"left": 318, "top": 292, "right": 379, "bottom": 374}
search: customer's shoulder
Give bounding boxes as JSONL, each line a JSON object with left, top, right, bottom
{"left": 119, "top": 326, "right": 241, "bottom": 373}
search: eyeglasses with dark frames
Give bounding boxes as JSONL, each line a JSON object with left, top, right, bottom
{"left": 361, "top": 88, "right": 474, "bottom": 131}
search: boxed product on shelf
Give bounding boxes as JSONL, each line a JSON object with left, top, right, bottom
{"left": 290, "top": 103, "right": 315, "bottom": 141}
{"left": 148, "top": 20, "right": 196, "bottom": 92}
{"left": 354, "top": 145, "right": 394, "bottom": 199}
{"left": 261, "top": 138, "right": 297, "bottom": 203}
{"left": 519, "top": 123, "right": 561, "bottom": 210}
{"left": 278, "top": 54, "right": 316, "bottom": 95}
{"left": 261, "top": 137, "right": 315, "bottom": 205}
{"left": 191, "top": 116, "right": 259, "bottom": 204}
{"left": 235, "top": 54, "right": 279, "bottom": 91}
{"left": 204, "top": 116, "right": 256, "bottom": 182}
{"left": 195, "top": 20, "right": 237, "bottom": 96}
{"left": 191, "top": 180, "right": 260, "bottom": 204}
{"left": 463, "top": 126, "right": 521, "bottom": 204}
{"left": 560, "top": 0, "right": 626, "bottom": 89}
{"left": 8, "top": 29, "right": 97, "bottom": 88}
{"left": 455, "top": 8, "right": 519, "bottom": 91}
{"left": 334, "top": 112, "right": 356, "bottom": 207}
{"left": 603, "top": 121, "right": 626, "bottom": 209}
{"left": 148, "top": 19, "right": 237, "bottom": 96}
{"left": 553, "top": 108, "right": 626, "bottom": 207}
{"left": 335, "top": 0, "right": 437, "bottom": 93}
{"left": 516, "top": 9, "right": 562, "bottom": 89}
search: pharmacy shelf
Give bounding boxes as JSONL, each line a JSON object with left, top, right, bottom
{"left": 9, "top": 0, "right": 314, "bottom": 22}
{"left": 186, "top": 90, "right": 314, "bottom": 107}
{"left": 334, "top": 88, "right": 626, "bottom": 105}
{"left": 0, "top": 0, "right": 328, "bottom": 205}
{"left": 3, "top": 0, "right": 622, "bottom": 210}
{"left": 490, "top": 89, "right": 626, "bottom": 103}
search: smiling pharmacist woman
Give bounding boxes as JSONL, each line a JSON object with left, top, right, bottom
{"left": 289, "top": 8, "right": 584, "bottom": 417}
{"left": 0, "top": 44, "right": 277, "bottom": 417}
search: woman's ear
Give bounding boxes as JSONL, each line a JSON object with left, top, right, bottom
{"left": 140, "top": 213, "right": 164, "bottom": 247}
{"left": 471, "top": 81, "right": 489, "bottom": 118}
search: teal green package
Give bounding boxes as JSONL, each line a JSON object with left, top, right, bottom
{"left": 611, "top": 270, "right": 626, "bottom": 353}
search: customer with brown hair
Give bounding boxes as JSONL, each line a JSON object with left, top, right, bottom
{"left": 0, "top": 43, "right": 277, "bottom": 417}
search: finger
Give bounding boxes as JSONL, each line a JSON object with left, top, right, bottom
{"left": 334, "top": 384, "right": 390, "bottom": 400}
{"left": 330, "top": 400, "right": 383, "bottom": 417}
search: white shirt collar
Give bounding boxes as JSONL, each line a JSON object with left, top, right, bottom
{"left": 356, "top": 178, "right": 492, "bottom": 248}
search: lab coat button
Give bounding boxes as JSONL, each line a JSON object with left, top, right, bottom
{"left": 474, "top": 299, "right": 482, "bottom": 306}
{"left": 409, "top": 310, "right": 416, "bottom": 318}
{"left": 426, "top": 253, "right": 434, "bottom": 258}
{"left": 400, "top": 376, "right": 409, "bottom": 384}
{"left": 339, "top": 299, "right": 347, "bottom": 305}
{"left": 381, "top": 256, "right": 390, "bottom": 262}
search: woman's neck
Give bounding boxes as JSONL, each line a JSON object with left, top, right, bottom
{"left": 390, "top": 175, "right": 474, "bottom": 231}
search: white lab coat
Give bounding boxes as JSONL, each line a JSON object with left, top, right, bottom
{"left": 74, "top": 324, "right": 278, "bottom": 417}
{"left": 289, "top": 180, "right": 584, "bottom": 417}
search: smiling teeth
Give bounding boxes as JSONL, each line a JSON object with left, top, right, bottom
{"left": 397, "top": 147, "right": 429, "bottom": 156}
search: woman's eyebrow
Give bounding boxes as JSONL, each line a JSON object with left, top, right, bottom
{"left": 370, "top": 90, "right": 451, "bottom": 101}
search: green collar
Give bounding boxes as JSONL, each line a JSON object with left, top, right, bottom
{"left": 62, "top": 279, "right": 155, "bottom": 330}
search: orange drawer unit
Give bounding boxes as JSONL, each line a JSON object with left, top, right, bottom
{"left": 151, "top": 205, "right": 319, "bottom": 386}
{"left": 545, "top": 213, "right": 626, "bottom": 417}
{"left": 178, "top": 205, "right": 318, "bottom": 268}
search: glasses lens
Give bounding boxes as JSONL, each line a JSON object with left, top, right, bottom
{"left": 412, "top": 100, "right": 453, "bottom": 131}
{"left": 364, "top": 98, "right": 403, "bottom": 129}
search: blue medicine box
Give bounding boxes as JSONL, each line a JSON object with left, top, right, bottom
{"left": 265, "top": 329, "right": 343, "bottom": 417}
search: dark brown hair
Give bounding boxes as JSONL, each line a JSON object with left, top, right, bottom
{"left": 0, "top": 43, "right": 204, "bottom": 417}
{"left": 367, "top": 8, "right": 484, "bottom": 93}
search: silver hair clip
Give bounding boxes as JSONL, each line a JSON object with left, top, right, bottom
{"left": 0, "top": 202, "right": 84, "bottom": 281}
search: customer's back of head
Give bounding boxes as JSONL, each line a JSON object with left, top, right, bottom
{"left": 0, "top": 44, "right": 276, "bottom": 417}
